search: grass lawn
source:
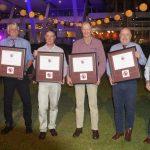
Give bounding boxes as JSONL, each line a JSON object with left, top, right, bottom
{"left": 0, "top": 76, "right": 150, "bottom": 150}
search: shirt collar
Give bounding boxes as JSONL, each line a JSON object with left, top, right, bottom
{"left": 8, "top": 36, "right": 19, "bottom": 41}
{"left": 45, "top": 44, "right": 56, "bottom": 50}
{"left": 120, "top": 42, "right": 132, "bottom": 48}
{"left": 81, "top": 37, "right": 93, "bottom": 45}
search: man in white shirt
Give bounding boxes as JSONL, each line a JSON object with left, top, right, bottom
{"left": 34, "top": 31, "right": 67, "bottom": 140}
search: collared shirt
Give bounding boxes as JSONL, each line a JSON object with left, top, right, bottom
{"left": 107, "top": 42, "right": 147, "bottom": 77}
{"left": 37, "top": 44, "right": 67, "bottom": 78}
{"left": 144, "top": 55, "right": 150, "bottom": 81}
{"left": 0, "top": 37, "right": 33, "bottom": 64}
{"left": 72, "top": 38, "right": 106, "bottom": 78}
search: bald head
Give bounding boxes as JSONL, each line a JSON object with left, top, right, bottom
{"left": 120, "top": 28, "right": 132, "bottom": 36}
{"left": 119, "top": 27, "right": 132, "bottom": 45}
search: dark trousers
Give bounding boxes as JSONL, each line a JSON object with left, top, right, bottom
{"left": 148, "top": 119, "right": 150, "bottom": 135}
{"left": 112, "top": 80, "right": 137, "bottom": 133}
{"left": 3, "top": 77, "right": 32, "bottom": 128}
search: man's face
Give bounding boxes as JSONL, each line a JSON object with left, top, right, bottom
{"left": 81, "top": 24, "right": 92, "bottom": 38}
{"left": 45, "top": 31, "right": 56, "bottom": 45}
{"left": 8, "top": 26, "right": 19, "bottom": 38}
{"left": 119, "top": 28, "right": 132, "bottom": 45}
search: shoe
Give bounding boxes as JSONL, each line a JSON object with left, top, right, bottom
{"left": 92, "top": 130, "right": 99, "bottom": 139}
{"left": 26, "top": 127, "right": 33, "bottom": 134}
{"left": 73, "top": 128, "right": 82, "bottom": 137}
{"left": 125, "top": 128, "right": 132, "bottom": 141}
{"left": 1, "top": 126, "right": 13, "bottom": 134}
{"left": 39, "top": 132, "right": 46, "bottom": 140}
{"left": 49, "top": 129, "right": 58, "bottom": 136}
{"left": 144, "top": 136, "right": 150, "bottom": 144}
{"left": 112, "top": 132, "right": 124, "bottom": 140}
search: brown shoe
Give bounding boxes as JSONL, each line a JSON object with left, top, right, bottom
{"left": 1, "top": 126, "right": 13, "bottom": 135}
{"left": 92, "top": 130, "right": 99, "bottom": 140}
{"left": 112, "top": 132, "right": 124, "bottom": 140}
{"left": 125, "top": 128, "right": 132, "bottom": 141}
{"left": 49, "top": 129, "right": 58, "bottom": 136}
{"left": 144, "top": 136, "right": 150, "bottom": 144}
{"left": 73, "top": 128, "right": 82, "bottom": 137}
{"left": 39, "top": 132, "right": 46, "bottom": 140}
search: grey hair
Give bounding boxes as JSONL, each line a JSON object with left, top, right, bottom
{"left": 7, "top": 23, "right": 19, "bottom": 33}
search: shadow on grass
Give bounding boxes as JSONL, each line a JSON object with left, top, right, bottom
{"left": 0, "top": 127, "right": 69, "bottom": 150}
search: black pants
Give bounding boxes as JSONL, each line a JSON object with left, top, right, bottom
{"left": 3, "top": 77, "right": 32, "bottom": 128}
{"left": 148, "top": 119, "right": 150, "bottom": 135}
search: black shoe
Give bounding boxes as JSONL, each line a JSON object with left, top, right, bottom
{"left": 92, "top": 130, "right": 99, "bottom": 140}
{"left": 1, "top": 126, "right": 13, "bottom": 134}
{"left": 39, "top": 132, "right": 46, "bottom": 140}
{"left": 26, "top": 127, "right": 33, "bottom": 134}
{"left": 73, "top": 128, "right": 82, "bottom": 137}
{"left": 49, "top": 129, "right": 58, "bottom": 136}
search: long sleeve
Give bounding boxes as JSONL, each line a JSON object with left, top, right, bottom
{"left": 144, "top": 55, "right": 150, "bottom": 81}
{"left": 97, "top": 41, "right": 106, "bottom": 78}
{"left": 25, "top": 41, "right": 33, "bottom": 65}
{"left": 71, "top": 42, "right": 77, "bottom": 54}
{"left": 106, "top": 59, "right": 111, "bottom": 77}
{"left": 63, "top": 53, "right": 68, "bottom": 77}
{"left": 106, "top": 46, "right": 114, "bottom": 77}
{"left": 136, "top": 44, "right": 147, "bottom": 65}
{"left": 67, "top": 42, "right": 76, "bottom": 75}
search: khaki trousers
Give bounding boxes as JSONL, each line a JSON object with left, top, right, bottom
{"left": 75, "top": 84, "right": 98, "bottom": 130}
{"left": 38, "top": 83, "right": 61, "bottom": 132}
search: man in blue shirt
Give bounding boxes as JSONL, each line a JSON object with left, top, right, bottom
{"left": 0, "top": 23, "right": 33, "bottom": 134}
{"left": 107, "top": 28, "right": 147, "bottom": 141}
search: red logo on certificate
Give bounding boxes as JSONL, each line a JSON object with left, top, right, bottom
{"left": 7, "top": 67, "right": 14, "bottom": 74}
{"left": 122, "top": 70, "right": 130, "bottom": 78}
{"left": 46, "top": 72, "right": 53, "bottom": 79}
{"left": 80, "top": 73, "right": 87, "bottom": 80}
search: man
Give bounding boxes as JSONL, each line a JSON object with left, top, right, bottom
{"left": 34, "top": 31, "right": 67, "bottom": 140}
{"left": 107, "top": 28, "right": 147, "bottom": 141}
{"left": 144, "top": 55, "right": 150, "bottom": 144}
{"left": 0, "top": 23, "right": 33, "bottom": 134}
{"left": 67, "top": 22, "right": 106, "bottom": 139}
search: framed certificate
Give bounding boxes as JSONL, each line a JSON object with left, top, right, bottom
{"left": 0, "top": 46, "right": 26, "bottom": 78}
{"left": 108, "top": 46, "right": 141, "bottom": 83}
{"left": 36, "top": 51, "right": 64, "bottom": 83}
{"left": 69, "top": 52, "right": 98, "bottom": 84}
